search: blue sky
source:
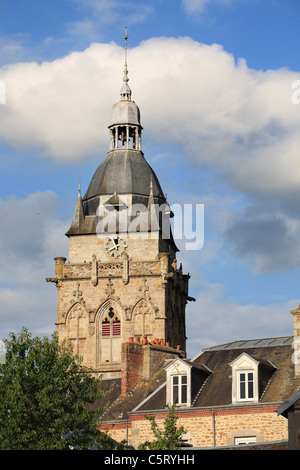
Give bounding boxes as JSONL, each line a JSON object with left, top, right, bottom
{"left": 0, "top": 0, "right": 300, "bottom": 357}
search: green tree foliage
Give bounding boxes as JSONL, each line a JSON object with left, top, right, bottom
{"left": 138, "top": 404, "right": 186, "bottom": 450}
{"left": 0, "top": 328, "right": 113, "bottom": 450}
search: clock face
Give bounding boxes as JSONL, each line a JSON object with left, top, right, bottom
{"left": 105, "top": 236, "right": 127, "bottom": 257}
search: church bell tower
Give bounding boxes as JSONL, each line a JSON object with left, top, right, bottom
{"left": 47, "top": 33, "right": 191, "bottom": 377}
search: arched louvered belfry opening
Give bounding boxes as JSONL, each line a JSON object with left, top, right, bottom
{"left": 97, "top": 302, "right": 123, "bottom": 365}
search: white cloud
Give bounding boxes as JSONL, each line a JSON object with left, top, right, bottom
{"left": 0, "top": 43, "right": 116, "bottom": 160}
{"left": 224, "top": 207, "right": 300, "bottom": 273}
{"left": 182, "top": 0, "right": 210, "bottom": 14}
{"left": 186, "top": 280, "right": 295, "bottom": 357}
{"left": 0, "top": 191, "right": 69, "bottom": 284}
{"left": 0, "top": 285, "right": 57, "bottom": 341}
{"left": 182, "top": 0, "right": 245, "bottom": 15}
{"left": 0, "top": 191, "right": 70, "bottom": 341}
{"left": 0, "top": 33, "right": 33, "bottom": 66}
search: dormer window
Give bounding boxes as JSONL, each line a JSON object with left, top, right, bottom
{"left": 230, "top": 353, "right": 276, "bottom": 404}
{"left": 230, "top": 354, "right": 258, "bottom": 403}
{"left": 165, "top": 360, "right": 191, "bottom": 407}
{"left": 165, "top": 358, "right": 211, "bottom": 408}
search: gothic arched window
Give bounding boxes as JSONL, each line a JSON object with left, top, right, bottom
{"left": 100, "top": 307, "right": 121, "bottom": 364}
{"left": 66, "top": 304, "right": 88, "bottom": 359}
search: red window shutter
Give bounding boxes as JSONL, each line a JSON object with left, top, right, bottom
{"left": 102, "top": 322, "right": 110, "bottom": 337}
{"left": 112, "top": 321, "right": 121, "bottom": 336}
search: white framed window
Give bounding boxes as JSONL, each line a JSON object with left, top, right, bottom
{"left": 235, "top": 436, "right": 256, "bottom": 445}
{"left": 172, "top": 374, "right": 188, "bottom": 405}
{"left": 237, "top": 371, "right": 254, "bottom": 401}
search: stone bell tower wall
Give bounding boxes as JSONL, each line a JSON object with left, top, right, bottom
{"left": 51, "top": 248, "right": 189, "bottom": 377}
{"left": 68, "top": 233, "right": 161, "bottom": 264}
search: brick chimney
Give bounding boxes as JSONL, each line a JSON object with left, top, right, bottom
{"left": 121, "top": 338, "right": 184, "bottom": 395}
{"left": 121, "top": 341, "right": 144, "bottom": 395}
{"left": 290, "top": 304, "right": 300, "bottom": 378}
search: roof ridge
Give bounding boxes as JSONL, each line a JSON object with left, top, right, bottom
{"left": 192, "top": 336, "right": 293, "bottom": 361}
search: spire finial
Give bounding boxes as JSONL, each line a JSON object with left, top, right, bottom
{"left": 120, "top": 26, "right": 131, "bottom": 101}
{"left": 124, "top": 26, "right": 128, "bottom": 66}
{"left": 71, "top": 177, "right": 85, "bottom": 229}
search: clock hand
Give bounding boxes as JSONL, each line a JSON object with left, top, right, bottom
{"left": 109, "top": 236, "right": 119, "bottom": 246}
{"left": 107, "top": 238, "right": 119, "bottom": 252}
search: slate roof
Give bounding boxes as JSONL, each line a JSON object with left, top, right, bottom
{"left": 83, "top": 149, "right": 165, "bottom": 203}
{"left": 191, "top": 336, "right": 298, "bottom": 407}
{"left": 192, "top": 336, "right": 293, "bottom": 355}
{"left": 97, "top": 364, "right": 168, "bottom": 422}
{"left": 66, "top": 147, "right": 168, "bottom": 236}
{"left": 96, "top": 336, "right": 300, "bottom": 423}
